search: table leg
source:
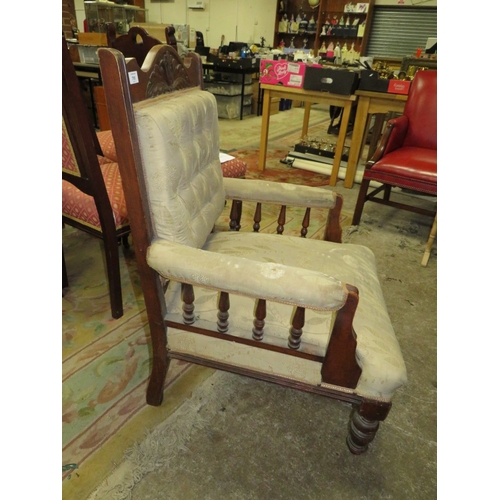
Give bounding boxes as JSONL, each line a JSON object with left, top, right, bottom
{"left": 258, "top": 90, "right": 271, "bottom": 171}
{"left": 329, "top": 101, "right": 351, "bottom": 187}
{"left": 345, "top": 96, "right": 370, "bottom": 189}
{"left": 301, "top": 102, "right": 312, "bottom": 138}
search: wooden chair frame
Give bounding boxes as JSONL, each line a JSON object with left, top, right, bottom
{"left": 98, "top": 44, "right": 396, "bottom": 454}
{"left": 62, "top": 37, "right": 130, "bottom": 318}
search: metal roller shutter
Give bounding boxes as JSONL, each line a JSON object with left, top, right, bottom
{"left": 366, "top": 6, "right": 437, "bottom": 59}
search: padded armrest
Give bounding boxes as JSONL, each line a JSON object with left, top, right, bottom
{"left": 384, "top": 115, "right": 409, "bottom": 155}
{"left": 223, "top": 178, "right": 338, "bottom": 209}
{"left": 147, "top": 239, "right": 348, "bottom": 311}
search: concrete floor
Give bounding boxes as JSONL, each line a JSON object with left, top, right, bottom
{"left": 124, "top": 185, "right": 437, "bottom": 500}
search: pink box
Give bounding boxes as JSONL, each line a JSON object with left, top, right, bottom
{"left": 259, "top": 59, "right": 320, "bottom": 89}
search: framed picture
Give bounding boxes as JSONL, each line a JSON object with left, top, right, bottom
{"left": 356, "top": 3, "right": 369, "bottom": 13}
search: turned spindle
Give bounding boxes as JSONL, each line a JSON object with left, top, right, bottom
{"left": 252, "top": 299, "right": 266, "bottom": 340}
{"left": 288, "top": 307, "right": 305, "bottom": 349}
{"left": 181, "top": 283, "right": 195, "bottom": 324}
{"left": 217, "top": 292, "right": 230, "bottom": 332}
{"left": 301, "top": 207, "right": 311, "bottom": 237}
{"left": 277, "top": 205, "right": 286, "bottom": 234}
{"left": 253, "top": 202, "right": 262, "bottom": 232}
{"left": 229, "top": 200, "right": 242, "bottom": 231}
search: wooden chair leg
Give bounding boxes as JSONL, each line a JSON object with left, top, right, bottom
{"left": 421, "top": 214, "right": 437, "bottom": 267}
{"left": 346, "top": 400, "right": 392, "bottom": 454}
{"left": 352, "top": 178, "right": 371, "bottom": 226}
{"left": 62, "top": 247, "right": 69, "bottom": 290}
{"left": 102, "top": 232, "right": 124, "bottom": 319}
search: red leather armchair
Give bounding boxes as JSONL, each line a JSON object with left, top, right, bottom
{"left": 352, "top": 70, "right": 437, "bottom": 225}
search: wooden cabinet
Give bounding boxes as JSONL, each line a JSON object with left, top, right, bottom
{"left": 273, "top": 0, "right": 374, "bottom": 57}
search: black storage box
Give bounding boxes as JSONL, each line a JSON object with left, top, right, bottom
{"left": 303, "top": 67, "right": 359, "bottom": 95}
{"left": 358, "top": 69, "right": 390, "bottom": 92}
{"left": 207, "top": 55, "right": 259, "bottom": 70}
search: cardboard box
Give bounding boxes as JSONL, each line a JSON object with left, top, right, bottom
{"left": 77, "top": 32, "right": 107, "bottom": 46}
{"left": 259, "top": 60, "right": 321, "bottom": 89}
{"left": 303, "top": 67, "right": 359, "bottom": 95}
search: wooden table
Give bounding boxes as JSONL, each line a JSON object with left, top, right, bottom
{"left": 344, "top": 90, "right": 408, "bottom": 188}
{"left": 259, "top": 83, "right": 357, "bottom": 186}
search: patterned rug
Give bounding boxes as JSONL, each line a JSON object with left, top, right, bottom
{"left": 62, "top": 107, "right": 350, "bottom": 500}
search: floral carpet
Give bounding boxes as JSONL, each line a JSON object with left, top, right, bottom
{"left": 62, "top": 105, "right": 347, "bottom": 499}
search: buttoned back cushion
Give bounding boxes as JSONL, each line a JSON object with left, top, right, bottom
{"left": 62, "top": 161, "right": 129, "bottom": 231}
{"left": 133, "top": 88, "right": 226, "bottom": 248}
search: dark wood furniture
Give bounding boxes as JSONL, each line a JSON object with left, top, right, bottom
{"left": 95, "top": 23, "right": 180, "bottom": 130}
{"left": 106, "top": 23, "right": 164, "bottom": 67}
{"left": 352, "top": 70, "right": 437, "bottom": 225}
{"left": 62, "top": 37, "right": 131, "bottom": 319}
{"left": 98, "top": 43, "right": 406, "bottom": 454}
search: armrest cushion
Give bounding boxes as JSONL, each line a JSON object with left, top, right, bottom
{"left": 147, "top": 239, "right": 348, "bottom": 311}
{"left": 223, "top": 178, "right": 338, "bottom": 209}
{"left": 384, "top": 115, "right": 409, "bottom": 155}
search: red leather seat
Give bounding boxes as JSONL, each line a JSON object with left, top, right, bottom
{"left": 352, "top": 70, "right": 437, "bottom": 225}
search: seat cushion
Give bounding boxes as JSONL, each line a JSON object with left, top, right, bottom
{"left": 62, "top": 161, "right": 129, "bottom": 231}
{"left": 97, "top": 130, "right": 118, "bottom": 163}
{"left": 159, "top": 231, "right": 407, "bottom": 401}
{"left": 221, "top": 158, "right": 247, "bottom": 178}
{"left": 366, "top": 147, "right": 437, "bottom": 194}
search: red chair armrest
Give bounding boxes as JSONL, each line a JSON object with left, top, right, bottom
{"left": 384, "top": 115, "right": 409, "bottom": 155}
{"left": 366, "top": 115, "right": 409, "bottom": 169}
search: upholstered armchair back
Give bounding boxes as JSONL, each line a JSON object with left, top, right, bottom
{"left": 133, "top": 87, "right": 226, "bottom": 247}
{"left": 403, "top": 70, "right": 437, "bottom": 151}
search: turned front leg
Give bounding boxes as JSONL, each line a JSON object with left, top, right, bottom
{"left": 346, "top": 400, "right": 392, "bottom": 454}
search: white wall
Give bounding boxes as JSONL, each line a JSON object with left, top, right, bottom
{"left": 75, "top": 0, "right": 277, "bottom": 48}
{"left": 146, "top": 0, "right": 276, "bottom": 48}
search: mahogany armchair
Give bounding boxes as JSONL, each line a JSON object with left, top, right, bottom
{"left": 352, "top": 70, "right": 437, "bottom": 227}
{"left": 98, "top": 44, "right": 407, "bottom": 454}
{"left": 62, "top": 37, "right": 130, "bottom": 319}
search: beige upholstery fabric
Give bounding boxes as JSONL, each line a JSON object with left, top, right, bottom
{"left": 133, "top": 89, "right": 226, "bottom": 247}
{"left": 133, "top": 87, "right": 407, "bottom": 402}
{"left": 148, "top": 232, "right": 407, "bottom": 401}
{"left": 223, "top": 178, "right": 340, "bottom": 208}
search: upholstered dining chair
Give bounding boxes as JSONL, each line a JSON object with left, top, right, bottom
{"left": 62, "top": 37, "right": 130, "bottom": 319}
{"left": 98, "top": 44, "right": 407, "bottom": 454}
{"left": 352, "top": 70, "right": 437, "bottom": 229}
